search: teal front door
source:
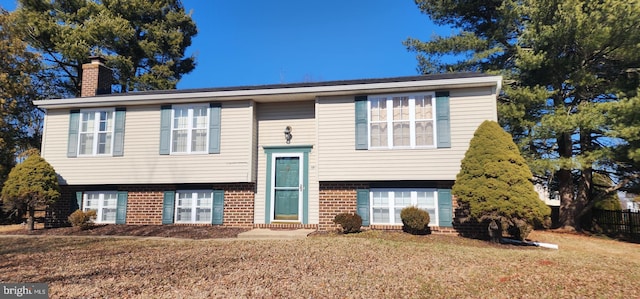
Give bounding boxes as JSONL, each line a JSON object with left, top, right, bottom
{"left": 273, "top": 155, "right": 302, "bottom": 221}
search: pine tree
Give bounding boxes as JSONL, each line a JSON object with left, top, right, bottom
{"left": 14, "top": 0, "right": 197, "bottom": 97}
{"left": 0, "top": 9, "right": 43, "bottom": 185}
{"left": 602, "top": 91, "right": 640, "bottom": 193}
{"left": 453, "top": 121, "right": 550, "bottom": 240}
{"left": 1, "top": 151, "right": 60, "bottom": 230}
{"left": 406, "top": 0, "right": 640, "bottom": 230}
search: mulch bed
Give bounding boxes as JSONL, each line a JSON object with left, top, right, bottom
{"left": 0, "top": 224, "right": 250, "bottom": 239}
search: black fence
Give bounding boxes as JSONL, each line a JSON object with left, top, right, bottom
{"left": 591, "top": 209, "right": 640, "bottom": 242}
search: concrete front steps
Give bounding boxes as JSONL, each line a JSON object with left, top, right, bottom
{"left": 237, "top": 228, "right": 316, "bottom": 240}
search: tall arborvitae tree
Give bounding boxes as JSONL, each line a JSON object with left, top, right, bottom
{"left": 0, "top": 9, "right": 43, "bottom": 185}
{"left": 453, "top": 121, "right": 551, "bottom": 240}
{"left": 15, "top": 0, "right": 197, "bottom": 97}
{"left": 406, "top": 0, "right": 640, "bottom": 230}
{"left": 1, "top": 151, "right": 60, "bottom": 231}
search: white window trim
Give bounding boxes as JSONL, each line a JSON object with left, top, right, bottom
{"left": 269, "top": 153, "right": 304, "bottom": 223}
{"left": 77, "top": 108, "right": 115, "bottom": 156}
{"left": 83, "top": 191, "right": 118, "bottom": 224}
{"left": 370, "top": 188, "right": 439, "bottom": 226}
{"left": 170, "top": 104, "right": 209, "bottom": 154}
{"left": 367, "top": 92, "right": 437, "bottom": 150}
{"left": 174, "top": 190, "right": 213, "bottom": 224}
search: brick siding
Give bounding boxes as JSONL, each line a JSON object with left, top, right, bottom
{"left": 46, "top": 183, "right": 255, "bottom": 228}
{"left": 218, "top": 183, "right": 255, "bottom": 228}
{"left": 318, "top": 182, "right": 368, "bottom": 231}
{"left": 122, "top": 185, "right": 164, "bottom": 225}
{"left": 254, "top": 223, "right": 318, "bottom": 230}
{"left": 47, "top": 181, "right": 487, "bottom": 236}
{"left": 317, "top": 182, "right": 480, "bottom": 235}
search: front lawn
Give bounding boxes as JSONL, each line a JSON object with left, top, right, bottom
{"left": 0, "top": 231, "right": 638, "bottom": 298}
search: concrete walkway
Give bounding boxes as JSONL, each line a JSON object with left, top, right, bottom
{"left": 237, "top": 228, "right": 316, "bottom": 240}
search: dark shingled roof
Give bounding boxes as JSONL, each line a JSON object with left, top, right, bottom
{"left": 96, "top": 73, "right": 494, "bottom": 97}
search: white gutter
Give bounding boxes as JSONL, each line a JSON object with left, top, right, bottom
{"left": 34, "top": 76, "right": 502, "bottom": 109}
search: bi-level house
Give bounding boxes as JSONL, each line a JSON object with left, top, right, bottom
{"left": 36, "top": 57, "right": 501, "bottom": 232}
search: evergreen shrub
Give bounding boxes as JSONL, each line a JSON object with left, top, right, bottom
{"left": 1, "top": 151, "right": 60, "bottom": 230}
{"left": 333, "top": 212, "right": 362, "bottom": 234}
{"left": 452, "top": 121, "right": 551, "bottom": 240}
{"left": 400, "top": 206, "right": 431, "bottom": 235}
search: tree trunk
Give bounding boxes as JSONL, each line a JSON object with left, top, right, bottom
{"left": 27, "top": 207, "right": 35, "bottom": 231}
{"left": 557, "top": 168, "right": 575, "bottom": 229}
{"left": 574, "top": 130, "right": 593, "bottom": 231}
{"left": 557, "top": 131, "right": 576, "bottom": 230}
{"left": 574, "top": 168, "right": 592, "bottom": 231}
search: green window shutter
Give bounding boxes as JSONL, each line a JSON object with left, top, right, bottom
{"left": 115, "top": 191, "right": 128, "bottom": 224}
{"left": 355, "top": 96, "right": 368, "bottom": 150}
{"left": 159, "top": 105, "right": 172, "bottom": 155}
{"left": 162, "top": 191, "right": 175, "bottom": 224}
{"left": 113, "top": 108, "right": 126, "bottom": 157}
{"left": 208, "top": 103, "right": 221, "bottom": 154}
{"left": 356, "top": 189, "right": 370, "bottom": 226}
{"left": 438, "top": 189, "right": 453, "bottom": 227}
{"left": 212, "top": 190, "right": 224, "bottom": 225}
{"left": 67, "top": 110, "right": 80, "bottom": 158}
{"left": 74, "top": 191, "right": 83, "bottom": 212}
{"left": 435, "top": 91, "right": 451, "bottom": 148}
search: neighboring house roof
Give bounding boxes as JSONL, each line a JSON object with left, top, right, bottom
{"left": 34, "top": 73, "right": 502, "bottom": 109}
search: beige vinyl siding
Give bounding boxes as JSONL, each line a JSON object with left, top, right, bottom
{"left": 317, "top": 87, "right": 498, "bottom": 181}
{"left": 250, "top": 100, "right": 258, "bottom": 182}
{"left": 253, "top": 101, "right": 319, "bottom": 224}
{"left": 41, "top": 101, "right": 254, "bottom": 185}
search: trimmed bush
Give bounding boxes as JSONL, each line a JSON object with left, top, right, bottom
{"left": 400, "top": 206, "right": 431, "bottom": 235}
{"left": 68, "top": 209, "right": 96, "bottom": 230}
{"left": 1, "top": 151, "right": 60, "bottom": 231}
{"left": 333, "top": 213, "right": 362, "bottom": 234}
{"left": 452, "top": 121, "right": 551, "bottom": 241}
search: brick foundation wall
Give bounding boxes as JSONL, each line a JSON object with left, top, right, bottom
{"left": 255, "top": 223, "right": 318, "bottom": 230}
{"left": 368, "top": 224, "right": 458, "bottom": 234}
{"left": 218, "top": 183, "right": 255, "bottom": 228}
{"left": 318, "top": 182, "right": 369, "bottom": 231}
{"left": 318, "top": 182, "right": 475, "bottom": 235}
{"left": 122, "top": 185, "right": 165, "bottom": 225}
{"left": 45, "top": 185, "right": 82, "bottom": 228}
{"left": 47, "top": 183, "right": 255, "bottom": 228}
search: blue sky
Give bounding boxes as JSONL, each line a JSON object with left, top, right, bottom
{"left": 1, "top": 0, "right": 447, "bottom": 89}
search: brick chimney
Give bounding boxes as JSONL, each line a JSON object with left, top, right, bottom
{"left": 81, "top": 56, "right": 112, "bottom": 97}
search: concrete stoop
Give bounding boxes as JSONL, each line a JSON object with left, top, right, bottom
{"left": 236, "top": 228, "right": 316, "bottom": 240}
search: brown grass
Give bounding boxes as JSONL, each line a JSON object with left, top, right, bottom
{"left": 0, "top": 223, "right": 44, "bottom": 232}
{"left": 0, "top": 224, "right": 247, "bottom": 239}
{"left": 0, "top": 230, "right": 638, "bottom": 298}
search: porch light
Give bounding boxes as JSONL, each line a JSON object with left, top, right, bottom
{"left": 284, "top": 126, "right": 292, "bottom": 144}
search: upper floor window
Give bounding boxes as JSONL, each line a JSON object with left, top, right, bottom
{"left": 79, "top": 109, "right": 114, "bottom": 156}
{"left": 68, "top": 108, "right": 125, "bottom": 158}
{"left": 369, "top": 93, "right": 435, "bottom": 149}
{"left": 171, "top": 105, "right": 209, "bottom": 154}
{"left": 159, "top": 103, "right": 221, "bottom": 155}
